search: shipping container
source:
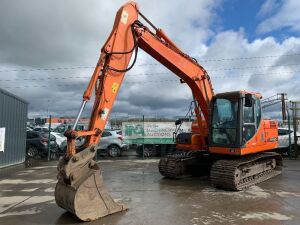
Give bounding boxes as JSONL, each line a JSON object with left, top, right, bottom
{"left": 0, "top": 88, "right": 28, "bottom": 168}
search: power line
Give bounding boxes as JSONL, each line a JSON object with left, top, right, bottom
{"left": 261, "top": 94, "right": 278, "bottom": 103}
{"left": 197, "top": 52, "right": 300, "bottom": 62}
{"left": 0, "top": 72, "right": 171, "bottom": 82}
{"left": 1, "top": 62, "right": 300, "bottom": 73}
{"left": 0, "top": 79, "right": 182, "bottom": 89}
{"left": 1, "top": 62, "right": 299, "bottom": 73}
{"left": 0, "top": 70, "right": 299, "bottom": 82}
{"left": 208, "top": 63, "right": 300, "bottom": 71}
{"left": 1, "top": 52, "right": 300, "bottom": 73}
{"left": 214, "top": 70, "right": 300, "bottom": 78}
{"left": 1, "top": 68, "right": 298, "bottom": 89}
{"left": 0, "top": 66, "right": 93, "bottom": 73}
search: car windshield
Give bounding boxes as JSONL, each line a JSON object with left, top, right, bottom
{"left": 211, "top": 98, "right": 238, "bottom": 146}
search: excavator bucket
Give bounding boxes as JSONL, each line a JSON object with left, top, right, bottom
{"left": 55, "top": 146, "right": 127, "bottom": 221}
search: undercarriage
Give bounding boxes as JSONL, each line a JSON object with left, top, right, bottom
{"left": 159, "top": 150, "right": 283, "bottom": 190}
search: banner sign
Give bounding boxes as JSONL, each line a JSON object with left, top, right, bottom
{"left": 122, "top": 122, "right": 191, "bottom": 144}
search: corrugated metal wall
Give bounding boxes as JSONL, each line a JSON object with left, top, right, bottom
{"left": 0, "top": 88, "right": 28, "bottom": 168}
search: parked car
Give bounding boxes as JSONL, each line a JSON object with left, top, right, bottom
{"left": 58, "top": 130, "right": 127, "bottom": 157}
{"left": 277, "top": 128, "right": 300, "bottom": 156}
{"left": 26, "top": 127, "right": 33, "bottom": 131}
{"left": 51, "top": 132, "right": 67, "bottom": 150}
{"left": 278, "top": 128, "right": 300, "bottom": 148}
{"left": 33, "top": 126, "right": 53, "bottom": 132}
{"left": 60, "top": 137, "right": 85, "bottom": 153}
{"left": 53, "top": 123, "right": 88, "bottom": 134}
{"left": 26, "top": 131, "right": 58, "bottom": 159}
{"left": 95, "top": 130, "right": 128, "bottom": 157}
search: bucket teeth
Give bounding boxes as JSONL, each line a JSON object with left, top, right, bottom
{"left": 55, "top": 147, "right": 127, "bottom": 221}
{"left": 55, "top": 167, "right": 127, "bottom": 221}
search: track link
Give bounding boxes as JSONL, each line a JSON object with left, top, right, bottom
{"left": 158, "top": 152, "right": 196, "bottom": 178}
{"left": 210, "top": 152, "right": 283, "bottom": 190}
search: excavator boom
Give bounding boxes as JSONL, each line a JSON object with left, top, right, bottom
{"left": 55, "top": 2, "right": 213, "bottom": 221}
{"left": 65, "top": 6, "right": 214, "bottom": 152}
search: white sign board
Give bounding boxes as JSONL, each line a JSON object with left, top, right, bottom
{"left": 0, "top": 127, "right": 5, "bottom": 152}
{"left": 122, "top": 122, "right": 192, "bottom": 144}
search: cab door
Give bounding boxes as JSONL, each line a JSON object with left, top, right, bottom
{"left": 242, "top": 95, "right": 261, "bottom": 145}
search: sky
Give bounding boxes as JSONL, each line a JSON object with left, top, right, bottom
{"left": 0, "top": 0, "right": 299, "bottom": 120}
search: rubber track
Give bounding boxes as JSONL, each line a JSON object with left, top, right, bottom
{"left": 210, "top": 152, "right": 283, "bottom": 191}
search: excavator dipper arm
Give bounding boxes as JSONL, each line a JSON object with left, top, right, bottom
{"left": 55, "top": 1, "right": 213, "bottom": 221}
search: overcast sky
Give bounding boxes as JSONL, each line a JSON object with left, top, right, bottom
{"left": 0, "top": 0, "right": 299, "bottom": 119}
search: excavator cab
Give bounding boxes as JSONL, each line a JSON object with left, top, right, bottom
{"left": 175, "top": 91, "right": 266, "bottom": 153}
{"left": 210, "top": 91, "right": 257, "bottom": 148}
{"left": 209, "top": 91, "right": 278, "bottom": 155}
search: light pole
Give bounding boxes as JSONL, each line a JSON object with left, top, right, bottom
{"left": 46, "top": 99, "right": 52, "bottom": 161}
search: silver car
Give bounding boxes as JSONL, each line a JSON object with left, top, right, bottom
{"left": 60, "top": 137, "right": 85, "bottom": 152}
{"left": 278, "top": 128, "right": 300, "bottom": 149}
{"left": 95, "top": 130, "right": 128, "bottom": 157}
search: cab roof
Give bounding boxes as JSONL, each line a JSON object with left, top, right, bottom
{"left": 214, "top": 90, "right": 262, "bottom": 99}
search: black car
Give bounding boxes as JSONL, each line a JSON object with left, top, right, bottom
{"left": 26, "top": 131, "right": 58, "bottom": 159}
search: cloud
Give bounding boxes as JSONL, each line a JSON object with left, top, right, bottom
{"left": 0, "top": 0, "right": 299, "bottom": 122}
{"left": 0, "top": 0, "right": 220, "bottom": 67}
{"left": 0, "top": 0, "right": 220, "bottom": 118}
{"left": 257, "top": 0, "right": 281, "bottom": 18}
{"left": 257, "top": 0, "right": 300, "bottom": 34}
{"left": 204, "top": 30, "right": 300, "bottom": 101}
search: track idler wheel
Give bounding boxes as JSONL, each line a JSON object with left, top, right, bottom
{"left": 55, "top": 146, "right": 127, "bottom": 221}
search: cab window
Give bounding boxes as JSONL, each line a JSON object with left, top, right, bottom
{"left": 243, "top": 96, "right": 256, "bottom": 142}
{"left": 255, "top": 98, "right": 262, "bottom": 128}
{"left": 243, "top": 104, "right": 254, "bottom": 123}
{"left": 211, "top": 98, "right": 238, "bottom": 146}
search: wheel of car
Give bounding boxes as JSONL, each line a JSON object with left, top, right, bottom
{"left": 107, "top": 145, "right": 121, "bottom": 157}
{"left": 49, "top": 150, "right": 58, "bottom": 160}
{"left": 27, "top": 146, "right": 38, "bottom": 159}
{"left": 24, "top": 157, "right": 33, "bottom": 168}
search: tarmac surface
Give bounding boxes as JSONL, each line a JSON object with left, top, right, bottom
{"left": 0, "top": 158, "right": 300, "bottom": 225}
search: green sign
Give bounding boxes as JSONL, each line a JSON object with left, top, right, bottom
{"left": 122, "top": 122, "right": 191, "bottom": 145}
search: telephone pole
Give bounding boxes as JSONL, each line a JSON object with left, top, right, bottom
{"left": 290, "top": 101, "right": 300, "bottom": 157}
{"left": 280, "top": 93, "right": 287, "bottom": 121}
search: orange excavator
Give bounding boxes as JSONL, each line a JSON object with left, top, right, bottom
{"left": 55, "top": 1, "right": 282, "bottom": 221}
